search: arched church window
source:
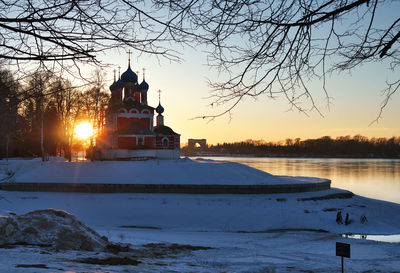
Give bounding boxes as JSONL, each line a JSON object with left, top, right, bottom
{"left": 125, "top": 97, "right": 135, "bottom": 103}
{"left": 129, "top": 108, "right": 138, "bottom": 114}
{"left": 162, "top": 138, "right": 169, "bottom": 148}
{"left": 142, "top": 110, "right": 150, "bottom": 114}
{"left": 119, "top": 108, "right": 127, "bottom": 113}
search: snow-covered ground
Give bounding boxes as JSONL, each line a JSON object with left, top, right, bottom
{"left": 0, "top": 158, "right": 400, "bottom": 272}
{"left": 1, "top": 157, "right": 324, "bottom": 185}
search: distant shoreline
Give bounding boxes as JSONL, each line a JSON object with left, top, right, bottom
{"left": 182, "top": 153, "right": 400, "bottom": 159}
{"left": 182, "top": 136, "right": 400, "bottom": 159}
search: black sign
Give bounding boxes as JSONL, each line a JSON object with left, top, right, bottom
{"left": 336, "top": 242, "right": 350, "bottom": 258}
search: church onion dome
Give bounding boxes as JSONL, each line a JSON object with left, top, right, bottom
{"left": 121, "top": 66, "right": 138, "bottom": 83}
{"left": 115, "top": 78, "right": 124, "bottom": 89}
{"left": 109, "top": 81, "right": 117, "bottom": 90}
{"left": 156, "top": 103, "right": 164, "bottom": 114}
{"left": 139, "top": 79, "right": 149, "bottom": 91}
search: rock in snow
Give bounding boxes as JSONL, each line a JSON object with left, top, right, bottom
{"left": 0, "top": 209, "right": 108, "bottom": 251}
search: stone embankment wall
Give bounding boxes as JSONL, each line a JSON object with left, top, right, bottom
{"left": 0, "top": 180, "right": 330, "bottom": 194}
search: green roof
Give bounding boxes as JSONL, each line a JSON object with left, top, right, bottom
{"left": 119, "top": 123, "right": 154, "bottom": 135}
{"left": 111, "top": 100, "right": 154, "bottom": 111}
{"left": 153, "top": 125, "right": 179, "bottom": 135}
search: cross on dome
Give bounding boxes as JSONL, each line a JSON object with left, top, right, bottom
{"left": 127, "top": 50, "right": 132, "bottom": 67}
{"left": 156, "top": 89, "right": 164, "bottom": 114}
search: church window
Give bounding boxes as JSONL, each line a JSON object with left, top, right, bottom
{"left": 162, "top": 138, "right": 169, "bottom": 148}
{"left": 126, "top": 97, "right": 135, "bottom": 103}
{"left": 138, "top": 137, "right": 144, "bottom": 145}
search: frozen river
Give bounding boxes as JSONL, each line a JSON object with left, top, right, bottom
{"left": 197, "top": 157, "right": 400, "bottom": 204}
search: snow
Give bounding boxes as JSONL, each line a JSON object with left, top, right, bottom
{"left": 1, "top": 157, "right": 324, "bottom": 185}
{"left": 0, "top": 209, "right": 108, "bottom": 251}
{"left": 0, "top": 157, "right": 399, "bottom": 272}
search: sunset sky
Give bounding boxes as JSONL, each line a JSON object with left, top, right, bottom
{"left": 99, "top": 49, "right": 399, "bottom": 145}
{"left": 87, "top": 2, "right": 400, "bottom": 146}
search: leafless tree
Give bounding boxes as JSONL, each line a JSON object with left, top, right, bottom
{"left": 0, "top": 69, "right": 19, "bottom": 159}
{"left": 49, "top": 78, "right": 82, "bottom": 161}
{"left": 162, "top": 0, "right": 399, "bottom": 120}
{"left": 1, "top": 0, "right": 399, "bottom": 119}
{"left": 0, "top": 0, "right": 184, "bottom": 78}
{"left": 144, "top": 0, "right": 399, "bottom": 120}
{"left": 80, "top": 69, "right": 110, "bottom": 147}
{"left": 20, "top": 71, "right": 55, "bottom": 160}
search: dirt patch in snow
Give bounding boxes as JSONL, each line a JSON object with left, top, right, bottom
{"left": 77, "top": 256, "right": 141, "bottom": 266}
{"left": 322, "top": 208, "right": 339, "bottom": 212}
{"left": 76, "top": 242, "right": 213, "bottom": 266}
{"left": 297, "top": 192, "right": 354, "bottom": 201}
{"left": 15, "top": 264, "right": 49, "bottom": 269}
{"left": 135, "top": 243, "right": 213, "bottom": 259}
{"left": 119, "top": 225, "right": 161, "bottom": 230}
{"left": 237, "top": 228, "right": 329, "bottom": 234}
{"left": 0, "top": 209, "right": 108, "bottom": 251}
{"left": 143, "top": 243, "right": 213, "bottom": 252}
{"left": 19, "top": 196, "right": 38, "bottom": 200}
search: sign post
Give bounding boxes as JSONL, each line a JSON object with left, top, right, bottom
{"left": 336, "top": 242, "right": 350, "bottom": 273}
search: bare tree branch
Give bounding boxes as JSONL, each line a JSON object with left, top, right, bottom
{"left": 0, "top": 0, "right": 398, "bottom": 120}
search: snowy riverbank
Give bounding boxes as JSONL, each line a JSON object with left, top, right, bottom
{"left": 0, "top": 157, "right": 399, "bottom": 272}
{"left": 0, "top": 157, "right": 325, "bottom": 185}
{"left": 1, "top": 189, "right": 400, "bottom": 272}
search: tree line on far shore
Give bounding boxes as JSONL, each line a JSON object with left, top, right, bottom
{"left": 182, "top": 136, "right": 400, "bottom": 158}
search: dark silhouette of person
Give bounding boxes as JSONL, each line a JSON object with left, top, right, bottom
{"left": 360, "top": 214, "right": 368, "bottom": 224}
{"left": 336, "top": 211, "right": 343, "bottom": 224}
{"left": 345, "top": 213, "right": 350, "bottom": 225}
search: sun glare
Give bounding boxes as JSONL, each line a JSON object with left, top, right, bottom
{"left": 74, "top": 121, "right": 93, "bottom": 140}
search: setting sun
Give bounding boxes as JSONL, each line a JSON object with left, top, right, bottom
{"left": 74, "top": 121, "right": 93, "bottom": 140}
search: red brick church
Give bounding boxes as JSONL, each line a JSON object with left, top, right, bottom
{"left": 95, "top": 59, "right": 180, "bottom": 160}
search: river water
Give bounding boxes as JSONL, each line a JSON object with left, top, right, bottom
{"left": 199, "top": 157, "right": 400, "bottom": 204}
